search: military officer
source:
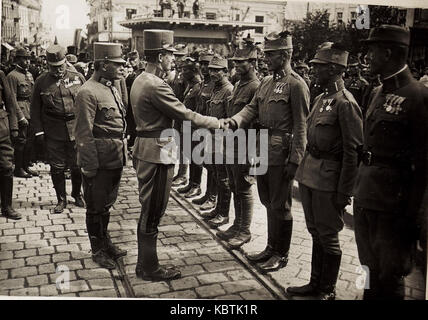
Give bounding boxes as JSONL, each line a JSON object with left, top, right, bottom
{"left": 345, "top": 58, "right": 369, "bottom": 108}
{"left": 287, "top": 42, "right": 363, "bottom": 300}
{"left": 31, "top": 44, "right": 85, "bottom": 214}
{"left": 0, "top": 69, "right": 22, "bottom": 220}
{"left": 7, "top": 48, "right": 36, "bottom": 178}
{"left": 225, "top": 31, "right": 310, "bottom": 273}
{"left": 74, "top": 42, "right": 128, "bottom": 269}
{"left": 202, "top": 55, "right": 234, "bottom": 229}
{"left": 191, "top": 51, "right": 218, "bottom": 211}
{"left": 217, "top": 42, "right": 259, "bottom": 249}
{"left": 353, "top": 25, "right": 428, "bottom": 299}
{"left": 130, "top": 29, "right": 221, "bottom": 281}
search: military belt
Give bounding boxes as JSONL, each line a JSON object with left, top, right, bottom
{"left": 136, "top": 130, "right": 173, "bottom": 138}
{"left": 361, "top": 151, "right": 410, "bottom": 168}
{"left": 307, "top": 144, "right": 342, "bottom": 162}
{"left": 45, "top": 111, "right": 75, "bottom": 121}
{"left": 93, "top": 131, "right": 124, "bottom": 139}
{"left": 258, "top": 125, "right": 291, "bottom": 137}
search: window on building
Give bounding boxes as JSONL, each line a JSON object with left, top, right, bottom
{"left": 255, "top": 15, "right": 264, "bottom": 23}
{"left": 337, "top": 12, "right": 343, "bottom": 25}
{"left": 255, "top": 27, "right": 264, "bottom": 34}
{"left": 351, "top": 11, "right": 357, "bottom": 24}
{"left": 235, "top": 14, "right": 240, "bottom": 21}
{"left": 126, "top": 8, "right": 137, "bottom": 19}
{"left": 206, "top": 12, "right": 216, "bottom": 20}
{"left": 103, "top": 17, "right": 109, "bottom": 30}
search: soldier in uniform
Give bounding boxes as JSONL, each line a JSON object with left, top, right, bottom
{"left": 130, "top": 29, "right": 221, "bottom": 281}
{"left": 225, "top": 31, "right": 310, "bottom": 273}
{"left": 31, "top": 45, "right": 85, "bottom": 214}
{"left": 203, "top": 55, "right": 234, "bottom": 229}
{"left": 74, "top": 42, "right": 128, "bottom": 269}
{"left": 171, "top": 44, "right": 190, "bottom": 187}
{"left": 7, "top": 48, "right": 37, "bottom": 178}
{"left": 0, "top": 69, "right": 22, "bottom": 220}
{"left": 217, "top": 42, "right": 259, "bottom": 249}
{"left": 191, "top": 51, "right": 218, "bottom": 211}
{"left": 287, "top": 42, "right": 363, "bottom": 300}
{"left": 345, "top": 57, "right": 369, "bottom": 108}
{"left": 353, "top": 25, "right": 428, "bottom": 299}
{"left": 295, "top": 62, "right": 311, "bottom": 88}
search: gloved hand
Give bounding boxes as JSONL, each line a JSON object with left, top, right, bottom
{"left": 335, "top": 193, "right": 351, "bottom": 211}
{"left": 81, "top": 168, "right": 97, "bottom": 178}
{"left": 10, "top": 129, "right": 18, "bottom": 139}
{"left": 284, "top": 162, "right": 298, "bottom": 180}
{"left": 18, "top": 118, "right": 29, "bottom": 127}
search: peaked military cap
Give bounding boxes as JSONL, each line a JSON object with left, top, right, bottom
{"left": 198, "top": 50, "right": 214, "bottom": 63}
{"left": 143, "top": 29, "right": 177, "bottom": 52}
{"left": 94, "top": 42, "right": 126, "bottom": 64}
{"left": 264, "top": 31, "right": 293, "bottom": 52}
{"left": 66, "top": 54, "right": 78, "bottom": 64}
{"left": 208, "top": 55, "right": 228, "bottom": 69}
{"left": 15, "top": 47, "right": 31, "bottom": 58}
{"left": 362, "top": 25, "right": 410, "bottom": 47}
{"left": 174, "top": 44, "right": 188, "bottom": 56}
{"left": 127, "top": 50, "right": 139, "bottom": 59}
{"left": 310, "top": 42, "right": 349, "bottom": 67}
{"left": 46, "top": 44, "right": 67, "bottom": 66}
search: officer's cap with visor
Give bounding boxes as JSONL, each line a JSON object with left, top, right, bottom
{"left": 263, "top": 31, "right": 293, "bottom": 52}
{"left": 143, "top": 29, "right": 177, "bottom": 53}
{"left": 93, "top": 42, "right": 126, "bottom": 64}
{"left": 46, "top": 45, "right": 67, "bottom": 66}
{"left": 310, "top": 42, "right": 349, "bottom": 68}
{"left": 361, "top": 24, "right": 410, "bottom": 47}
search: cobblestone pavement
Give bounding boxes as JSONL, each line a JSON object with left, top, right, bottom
{"left": 0, "top": 162, "right": 425, "bottom": 300}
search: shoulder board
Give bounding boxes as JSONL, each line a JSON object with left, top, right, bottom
{"left": 342, "top": 89, "right": 358, "bottom": 104}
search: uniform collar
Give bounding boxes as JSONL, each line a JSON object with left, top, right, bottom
{"left": 99, "top": 77, "right": 114, "bottom": 87}
{"left": 214, "top": 77, "right": 229, "bottom": 90}
{"left": 382, "top": 65, "right": 413, "bottom": 93}
{"left": 145, "top": 62, "right": 166, "bottom": 80}
{"left": 322, "top": 78, "right": 345, "bottom": 97}
{"left": 273, "top": 64, "right": 291, "bottom": 81}
{"left": 238, "top": 72, "right": 258, "bottom": 87}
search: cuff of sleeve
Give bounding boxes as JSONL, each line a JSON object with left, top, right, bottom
{"left": 18, "top": 117, "right": 26, "bottom": 122}
{"left": 35, "top": 132, "right": 44, "bottom": 136}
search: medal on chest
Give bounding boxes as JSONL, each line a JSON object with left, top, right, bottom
{"left": 383, "top": 94, "right": 406, "bottom": 115}
{"left": 274, "top": 82, "right": 286, "bottom": 94}
{"left": 320, "top": 99, "right": 334, "bottom": 113}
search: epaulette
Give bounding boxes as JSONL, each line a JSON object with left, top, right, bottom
{"left": 342, "top": 89, "right": 358, "bottom": 105}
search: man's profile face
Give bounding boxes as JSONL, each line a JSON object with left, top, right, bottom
{"left": 48, "top": 63, "right": 67, "bottom": 79}
{"left": 103, "top": 61, "right": 125, "bottom": 80}
{"left": 160, "top": 52, "right": 174, "bottom": 72}
{"left": 264, "top": 50, "right": 284, "bottom": 72}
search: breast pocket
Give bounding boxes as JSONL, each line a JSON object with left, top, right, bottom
{"left": 371, "top": 112, "right": 408, "bottom": 154}
{"left": 40, "top": 91, "right": 55, "bottom": 108}
{"left": 17, "top": 82, "right": 31, "bottom": 98}
{"left": 266, "top": 94, "right": 289, "bottom": 127}
{"left": 97, "top": 104, "right": 117, "bottom": 122}
{"left": 314, "top": 114, "right": 339, "bottom": 151}
{"left": 209, "top": 99, "right": 225, "bottom": 119}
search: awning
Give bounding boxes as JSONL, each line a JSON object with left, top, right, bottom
{"left": 2, "top": 43, "right": 15, "bottom": 51}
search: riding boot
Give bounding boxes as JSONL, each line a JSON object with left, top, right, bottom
{"left": 287, "top": 239, "right": 324, "bottom": 296}
{"left": 101, "top": 213, "right": 127, "bottom": 260}
{"left": 227, "top": 192, "right": 253, "bottom": 249}
{"left": 51, "top": 171, "right": 67, "bottom": 214}
{"left": 246, "top": 211, "right": 274, "bottom": 263}
{"left": 258, "top": 219, "right": 292, "bottom": 273}
{"left": 0, "top": 174, "right": 22, "bottom": 220}
{"left": 317, "top": 252, "right": 342, "bottom": 300}
{"left": 70, "top": 168, "right": 85, "bottom": 207}
{"left": 136, "top": 230, "right": 181, "bottom": 281}
{"left": 14, "top": 149, "right": 31, "bottom": 178}
{"left": 86, "top": 215, "right": 116, "bottom": 269}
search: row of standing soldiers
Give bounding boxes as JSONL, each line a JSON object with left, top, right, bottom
{"left": 0, "top": 25, "right": 427, "bottom": 300}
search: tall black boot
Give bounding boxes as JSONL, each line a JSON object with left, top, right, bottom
{"left": 287, "top": 239, "right": 324, "bottom": 296}
{"left": 258, "top": 219, "right": 292, "bottom": 273}
{"left": 317, "top": 252, "right": 342, "bottom": 300}
{"left": 136, "top": 231, "right": 181, "bottom": 281}
{"left": 207, "top": 173, "right": 231, "bottom": 229}
{"left": 227, "top": 193, "right": 253, "bottom": 249}
{"left": 51, "top": 171, "right": 67, "bottom": 214}
{"left": 246, "top": 211, "right": 274, "bottom": 263}
{"left": 101, "top": 213, "right": 127, "bottom": 260}
{"left": 70, "top": 168, "right": 84, "bottom": 207}
{"left": 0, "top": 174, "right": 22, "bottom": 220}
{"left": 172, "top": 164, "right": 188, "bottom": 186}
{"left": 86, "top": 215, "right": 116, "bottom": 269}
{"left": 14, "top": 149, "right": 31, "bottom": 178}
